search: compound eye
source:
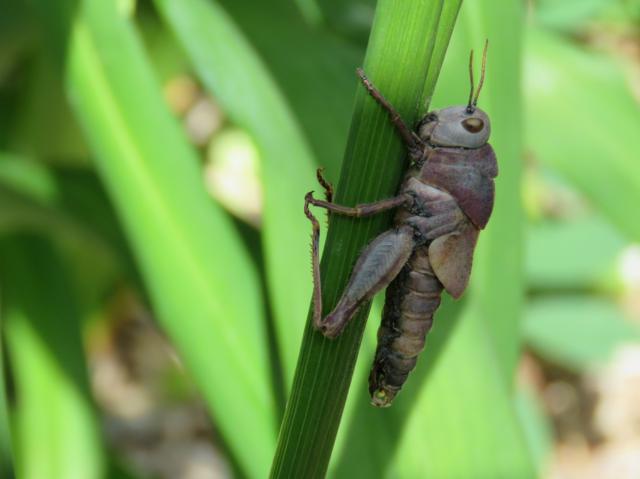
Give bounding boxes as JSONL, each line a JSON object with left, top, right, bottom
{"left": 424, "top": 113, "right": 438, "bottom": 122}
{"left": 417, "top": 113, "right": 437, "bottom": 129}
{"left": 461, "top": 118, "right": 484, "bottom": 133}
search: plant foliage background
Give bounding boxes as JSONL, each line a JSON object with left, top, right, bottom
{"left": 1, "top": 0, "right": 640, "bottom": 478}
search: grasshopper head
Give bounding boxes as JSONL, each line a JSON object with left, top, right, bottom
{"left": 417, "top": 106, "right": 490, "bottom": 148}
{"left": 418, "top": 40, "right": 491, "bottom": 149}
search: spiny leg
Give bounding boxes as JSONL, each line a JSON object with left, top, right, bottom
{"left": 304, "top": 199, "right": 323, "bottom": 329}
{"left": 356, "top": 68, "right": 424, "bottom": 158}
{"left": 316, "top": 168, "right": 333, "bottom": 202}
{"left": 303, "top": 191, "right": 413, "bottom": 334}
{"left": 305, "top": 191, "right": 411, "bottom": 218}
{"left": 320, "top": 225, "right": 416, "bottom": 338}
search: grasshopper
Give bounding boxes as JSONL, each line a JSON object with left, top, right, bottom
{"left": 304, "top": 42, "right": 496, "bottom": 407}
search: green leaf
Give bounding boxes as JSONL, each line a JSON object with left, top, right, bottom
{"left": 8, "top": 52, "right": 88, "bottom": 165}
{"left": 0, "top": 0, "right": 35, "bottom": 141}
{"left": 515, "top": 385, "right": 554, "bottom": 473}
{"left": 292, "top": 0, "right": 324, "bottom": 25}
{"left": 0, "top": 153, "right": 126, "bottom": 296}
{"left": 388, "top": 311, "right": 536, "bottom": 478}
{"left": 526, "top": 215, "right": 626, "bottom": 292}
{"left": 216, "top": 0, "right": 363, "bottom": 178}
{"left": 153, "top": 0, "right": 318, "bottom": 383}
{"left": 136, "top": 11, "right": 192, "bottom": 84}
{"left": 525, "top": 28, "right": 640, "bottom": 242}
{"left": 330, "top": 298, "right": 467, "bottom": 477}
{"left": 524, "top": 296, "right": 640, "bottom": 371}
{"left": 317, "top": 0, "right": 377, "bottom": 44}
{"left": 534, "top": 0, "right": 612, "bottom": 30}
{"left": 1, "top": 236, "right": 105, "bottom": 479}
{"left": 0, "top": 153, "right": 58, "bottom": 204}
{"left": 32, "top": 0, "right": 278, "bottom": 475}
{"left": 0, "top": 154, "right": 106, "bottom": 252}
{"left": 0, "top": 316, "right": 14, "bottom": 479}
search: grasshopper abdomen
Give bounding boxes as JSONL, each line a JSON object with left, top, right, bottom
{"left": 369, "top": 246, "right": 443, "bottom": 406}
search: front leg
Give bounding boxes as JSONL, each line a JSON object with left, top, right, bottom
{"left": 316, "top": 168, "right": 333, "bottom": 202}
{"left": 304, "top": 188, "right": 412, "bottom": 336}
{"left": 357, "top": 68, "right": 424, "bottom": 161}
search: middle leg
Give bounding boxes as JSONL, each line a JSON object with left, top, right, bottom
{"left": 305, "top": 191, "right": 411, "bottom": 218}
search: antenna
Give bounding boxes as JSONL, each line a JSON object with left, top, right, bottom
{"left": 472, "top": 39, "right": 489, "bottom": 107}
{"left": 466, "top": 49, "right": 475, "bottom": 113}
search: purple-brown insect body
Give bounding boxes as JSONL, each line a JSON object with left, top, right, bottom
{"left": 369, "top": 110, "right": 497, "bottom": 407}
{"left": 304, "top": 42, "right": 496, "bottom": 407}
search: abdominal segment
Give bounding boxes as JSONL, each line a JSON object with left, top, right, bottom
{"left": 369, "top": 246, "right": 443, "bottom": 407}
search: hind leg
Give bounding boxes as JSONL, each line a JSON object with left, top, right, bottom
{"left": 318, "top": 225, "right": 416, "bottom": 338}
{"left": 304, "top": 191, "right": 412, "bottom": 337}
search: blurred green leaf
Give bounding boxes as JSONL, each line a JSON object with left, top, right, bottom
{"left": 0, "top": 154, "right": 109, "bottom": 253}
{"left": 1, "top": 236, "right": 105, "bottom": 479}
{"left": 534, "top": 0, "right": 612, "bottom": 30}
{"left": 525, "top": 28, "right": 640, "bottom": 242}
{"left": 317, "top": 0, "right": 377, "bottom": 44}
{"left": 0, "top": 322, "right": 14, "bottom": 479}
{"left": 515, "top": 385, "right": 554, "bottom": 473}
{"left": 387, "top": 311, "right": 536, "bottom": 478}
{"left": 0, "top": 152, "right": 57, "bottom": 203}
{"left": 526, "top": 215, "right": 626, "bottom": 292}
{"left": 9, "top": 51, "right": 89, "bottom": 165}
{"left": 331, "top": 298, "right": 467, "bottom": 477}
{"left": 217, "top": 0, "right": 362, "bottom": 179}
{"left": 292, "top": 0, "right": 323, "bottom": 25}
{"left": 0, "top": 153, "right": 125, "bottom": 292}
{"left": 105, "top": 457, "right": 144, "bottom": 479}
{"left": 52, "top": 168, "right": 138, "bottom": 306}
{"left": 31, "top": 0, "right": 279, "bottom": 475}
{"left": 135, "top": 10, "right": 191, "bottom": 83}
{"left": 0, "top": 0, "right": 34, "bottom": 85}
{"left": 153, "top": 0, "right": 318, "bottom": 384}
{"left": 524, "top": 296, "right": 640, "bottom": 371}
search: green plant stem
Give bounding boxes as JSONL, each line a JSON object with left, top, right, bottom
{"left": 269, "top": 1, "right": 464, "bottom": 476}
